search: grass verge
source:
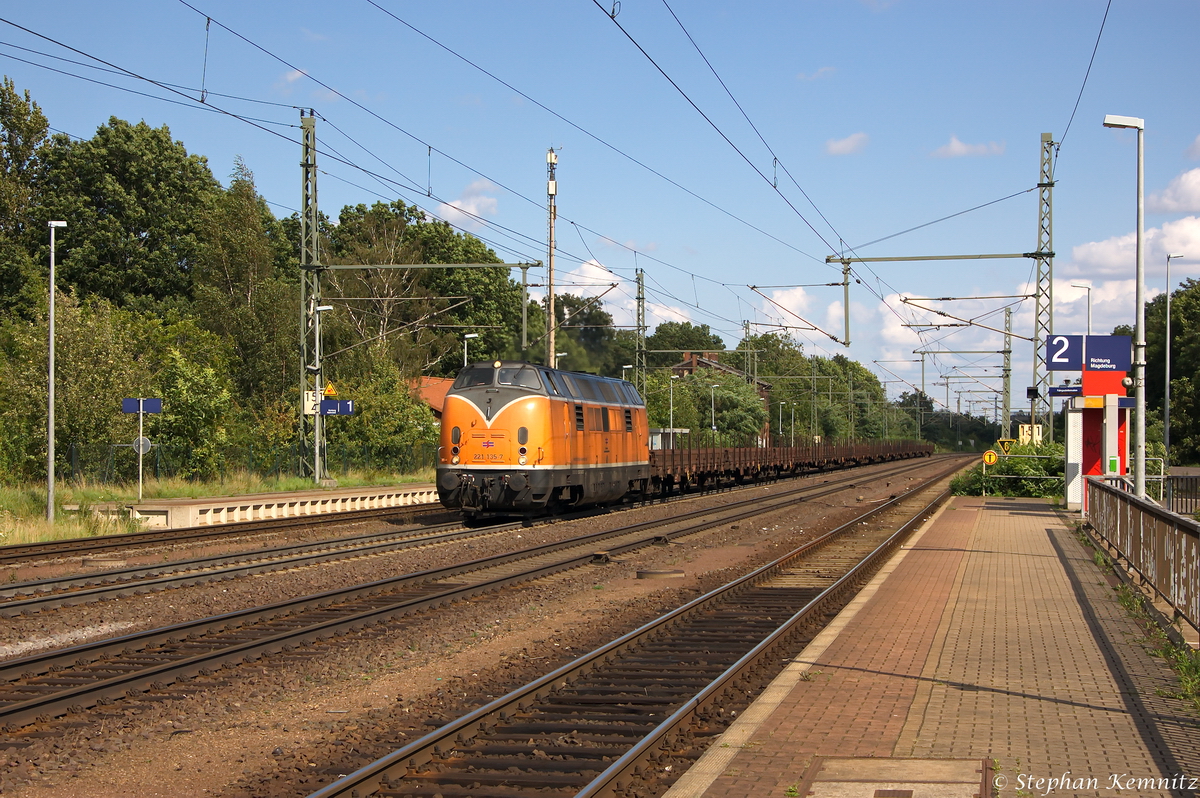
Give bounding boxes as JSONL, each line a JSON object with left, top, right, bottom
{"left": 0, "top": 467, "right": 435, "bottom": 547}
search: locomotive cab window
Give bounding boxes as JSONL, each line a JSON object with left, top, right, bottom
{"left": 597, "top": 381, "right": 619, "bottom": 404}
{"left": 548, "top": 371, "right": 573, "bottom": 397}
{"left": 575, "top": 377, "right": 600, "bottom": 401}
{"left": 453, "top": 366, "right": 494, "bottom": 389}
{"left": 497, "top": 365, "right": 542, "bottom": 390}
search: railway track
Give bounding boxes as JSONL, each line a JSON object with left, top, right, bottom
{"left": 0, "top": 458, "right": 944, "bottom": 733}
{"left": 0, "top": 456, "right": 954, "bottom": 617}
{"left": 0, "top": 503, "right": 454, "bottom": 569}
{"left": 0, "top": 520, "right": 511, "bottom": 616}
{"left": 307, "top": 462, "right": 960, "bottom": 798}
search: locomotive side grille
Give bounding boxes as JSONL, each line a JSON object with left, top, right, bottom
{"left": 624, "top": 408, "right": 634, "bottom": 432}
{"left": 574, "top": 404, "right": 585, "bottom": 430}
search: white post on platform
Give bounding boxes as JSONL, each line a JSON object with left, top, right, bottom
{"left": 47, "top": 221, "right": 66, "bottom": 522}
{"left": 1103, "top": 113, "right": 1146, "bottom": 497}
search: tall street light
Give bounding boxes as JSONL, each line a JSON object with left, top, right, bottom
{"left": 47, "top": 221, "right": 66, "bottom": 522}
{"left": 1165, "top": 253, "right": 1185, "bottom": 496}
{"left": 709, "top": 384, "right": 719, "bottom": 438}
{"left": 668, "top": 375, "right": 679, "bottom": 448}
{"left": 462, "top": 332, "right": 479, "bottom": 367}
{"left": 1071, "top": 283, "right": 1092, "bottom": 335}
{"left": 1103, "top": 113, "right": 1146, "bottom": 497}
{"left": 621, "top": 364, "right": 633, "bottom": 382}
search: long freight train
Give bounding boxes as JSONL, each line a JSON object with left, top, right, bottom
{"left": 436, "top": 360, "right": 931, "bottom": 518}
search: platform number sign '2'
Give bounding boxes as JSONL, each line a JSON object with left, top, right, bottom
{"left": 1046, "top": 335, "right": 1083, "bottom": 372}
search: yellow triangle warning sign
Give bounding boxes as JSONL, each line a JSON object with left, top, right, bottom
{"left": 322, "top": 383, "right": 338, "bottom": 397}
{"left": 997, "top": 438, "right": 1015, "bottom": 455}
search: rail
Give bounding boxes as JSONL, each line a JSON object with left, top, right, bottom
{"left": 1085, "top": 476, "right": 1200, "bottom": 633}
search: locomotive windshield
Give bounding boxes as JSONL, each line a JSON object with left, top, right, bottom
{"left": 453, "top": 367, "right": 494, "bottom": 389}
{"left": 497, "top": 365, "right": 543, "bottom": 390}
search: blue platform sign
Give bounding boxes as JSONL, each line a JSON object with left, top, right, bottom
{"left": 1046, "top": 335, "right": 1084, "bottom": 371}
{"left": 121, "top": 398, "right": 162, "bottom": 414}
{"left": 1048, "top": 385, "right": 1083, "bottom": 397}
{"left": 1085, "top": 335, "right": 1131, "bottom": 371}
{"left": 320, "top": 399, "right": 356, "bottom": 416}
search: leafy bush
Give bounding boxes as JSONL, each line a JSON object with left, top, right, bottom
{"left": 951, "top": 442, "right": 1064, "bottom": 497}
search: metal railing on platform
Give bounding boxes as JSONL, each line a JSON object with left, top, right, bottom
{"left": 1086, "top": 477, "right": 1200, "bottom": 635}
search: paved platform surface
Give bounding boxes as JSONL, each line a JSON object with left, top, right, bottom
{"left": 666, "top": 496, "right": 1200, "bottom": 798}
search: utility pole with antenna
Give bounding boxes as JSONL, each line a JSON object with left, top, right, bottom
{"left": 1032, "top": 132, "right": 1056, "bottom": 441}
{"left": 546, "top": 148, "right": 558, "bottom": 369}
{"left": 635, "top": 267, "right": 646, "bottom": 396}
{"left": 1003, "top": 307, "right": 1013, "bottom": 439}
{"left": 299, "top": 111, "right": 330, "bottom": 485}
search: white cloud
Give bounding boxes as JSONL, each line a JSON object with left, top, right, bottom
{"left": 769, "top": 286, "right": 811, "bottom": 316}
{"left": 1188, "top": 135, "right": 1200, "bottom": 160}
{"left": 284, "top": 69, "right": 307, "bottom": 83}
{"left": 826, "top": 132, "right": 869, "bottom": 156}
{"left": 541, "top": 261, "right": 689, "bottom": 332}
{"left": 1149, "top": 168, "right": 1200, "bottom": 213}
{"left": 434, "top": 179, "right": 499, "bottom": 230}
{"left": 879, "top": 295, "right": 920, "bottom": 346}
{"left": 931, "top": 135, "right": 1005, "bottom": 158}
{"left": 797, "top": 66, "right": 836, "bottom": 81}
{"left": 1069, "top": 216, "right": 1200, "bottom": 279}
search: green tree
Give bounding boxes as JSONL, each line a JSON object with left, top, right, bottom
{"left": 193, "top": 159, "right": 298, "bottom": 400}
{"left": 321, "top": 201, "right": 519, "bottom": 378}
{"left": 644, "top": 321, "right": 725, "bottom": 367}
{"left": 644, "top": 370, "right": 700, "bottom": 433}
{"left": 35, "top": 118, "right": 220, "bottom": 308}
{"left": 323, "top": 358, "right": 438, "bottom": 467}
{"left": 0, "top": 295, "right": 154, "bottom": 482}
{"left": 0, "top": 77, "right": 50, "bottom": 317}
{"left": 149, "top": 349, "right": 232, "bottom": 479}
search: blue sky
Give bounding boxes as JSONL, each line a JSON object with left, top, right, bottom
{"left": 3, "top": 1, "right": 1199, "bottom": 414}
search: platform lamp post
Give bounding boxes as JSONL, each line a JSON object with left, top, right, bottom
{"left": 1103, "top": 113, "right": 1146, "bottom": 497}
{"left": 462, "top": 332, "right": 479, "bottom": 367}
{"left": 1166, "top": 253, "right": 1185, "bottom": 504}
{"left": 621, "top": 364, "right": 633, "bottom": 382}
{"left": 709, "top": 384, "right": 719, "bottom": 445}
{"left": 47, "top": 221, "right": 66, "bottom": 522}
{"left": 1071, "top": 283, "right": 1092, "bottom": 335}
{"left": 668, "top": 375, "right": 679, "bottom": 449}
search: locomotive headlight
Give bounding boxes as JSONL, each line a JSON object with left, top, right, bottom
{"left": 451, "top": 446, "right": 460, "bottom": 456}
{"left": 518, "top": 456, "right": 527, "bottom": 465}
{"left": 518, "top": 446, "right": 528, "bottom": 455}
{"left": 451, "top": 455, "right": 460, "bottom": 465}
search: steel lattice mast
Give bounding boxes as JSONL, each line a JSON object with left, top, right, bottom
{"left": 1032, "top": 132, "right": 1056, "bottom": 440}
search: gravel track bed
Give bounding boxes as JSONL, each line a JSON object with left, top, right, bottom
{"left": 1, "top": 461, "right": 950, "bottom": 797}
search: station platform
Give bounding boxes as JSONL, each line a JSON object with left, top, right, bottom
{"left": 667, "top": 496, "right": 1200, "bottom": 798}
{"left": 85, "top": 483, "right": 438, "bottom": 528}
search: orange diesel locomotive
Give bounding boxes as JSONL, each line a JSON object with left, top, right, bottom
{"left": 437, "top": 361, "right": 651, "bottom": 517}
